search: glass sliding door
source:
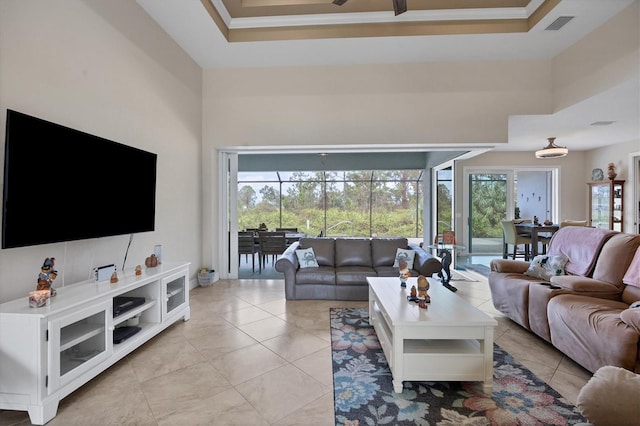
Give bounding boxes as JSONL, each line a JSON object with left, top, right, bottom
{"left": 467, "top": 172, "right": 509, "bottom": 255}
{"left": 435, "top": 165, "right": 453, "bottom": 236}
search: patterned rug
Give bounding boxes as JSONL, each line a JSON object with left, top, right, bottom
{"left": 330, "top": 307, "right": 587, "bottom": 426}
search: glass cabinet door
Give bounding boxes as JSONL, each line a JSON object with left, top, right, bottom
{"left": 590, "top": 184, "right": 610, "bottom": 229}
{"left": 48, "top": 301, "right": 112, "bottom": 392}
{"left": 162, "top": 270, "right": 189, "bottom": 320}
{"left": 588, "top": 180, "right": 625, "bottom": 232}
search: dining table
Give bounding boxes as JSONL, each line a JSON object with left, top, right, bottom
{"left": 514, "top": 223, "right": 560, "bottom": 258}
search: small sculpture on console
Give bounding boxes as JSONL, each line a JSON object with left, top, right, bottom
{"left": 36, "top": 257, "right": 57, "bottom": 297}
{"left": 145, "top": 254, "right": 159, "bottom": 267}
{"left": 110, "top": 271, "right": 119, "bottom": 284}
{"left": 135, "top": 265, "right": 142, "bottom": 275}
{"left": 398, "top": 259, "right": 410, "bottom": 287}
{"left": 410, "top": 285, "right": 417, "bottom": 298}
{"left": 417, "top": 275, "right": 430, "bottom": 303}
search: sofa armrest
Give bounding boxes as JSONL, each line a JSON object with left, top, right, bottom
{"left": 549, "top": 275, "right": 623, "bottom": 300}
{"left": 408, "top": 243, "right": 442, "bottom": 277}
{"left": 490, "top": 259, "right": 530, "bottom": 274}
{"left": 275, "top": 242, "right": 300, "bottom": 299}
{"left": 620, "top": 308, "right": 640, "bottom": 334}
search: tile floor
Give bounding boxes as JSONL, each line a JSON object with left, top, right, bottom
{"left": 0, "top": 272, "right": 593, "bottom": 425}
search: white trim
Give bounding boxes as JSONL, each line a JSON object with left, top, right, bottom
{"left": 219, "top": 152, "right": 239, "bottom": 279}
{"left": 629, "top": 151, "right": 640, "bottom": 234}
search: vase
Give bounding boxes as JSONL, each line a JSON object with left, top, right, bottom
{"left": 608, "top": 170, "right": 617, "bottom": 180}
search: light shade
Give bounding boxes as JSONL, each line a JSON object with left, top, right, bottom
{"left": 535, "top": 137, "right": 568, "bottom": 159}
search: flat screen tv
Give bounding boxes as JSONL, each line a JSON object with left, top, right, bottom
{"left": 2, "top": 109, "right": 157, "bottom": 249}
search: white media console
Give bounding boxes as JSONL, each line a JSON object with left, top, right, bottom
{"left": 0, "top": 262, "right": 191, "bottom": 424}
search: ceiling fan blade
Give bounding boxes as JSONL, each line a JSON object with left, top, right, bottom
{"left": 332, "top": 0, "right": 348, "bottom": 5}
{"left": 393, "top": 0, "right": 407, "bottom": 15}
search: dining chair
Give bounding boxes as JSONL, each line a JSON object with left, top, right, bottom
{"left": 258, "top": 231, "right": 287, "bottom": 269}
{"left": 501, "top": 220, "right": 532, "bottom": 261}
{"left": 238, "top": 231, "right": 259, "bottom": 273}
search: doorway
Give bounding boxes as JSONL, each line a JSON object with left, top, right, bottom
{"left": 463, "top": 167, "right": 558, "bottom": 256}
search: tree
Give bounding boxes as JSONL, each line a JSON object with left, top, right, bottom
{"left": 238, "top": 185, "right": 256, "bottom": 210}
{"left": 258, "top": 185, "right": 279, "bottom": 211}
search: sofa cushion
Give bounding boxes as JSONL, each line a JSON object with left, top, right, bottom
{"left": 592, "top": 233, "right": 640, "bottom": 286}
{"left": 295, "top": 247, "right": 319, "bottom": 268}
{"left": 295, "top": 266, "right": 336, "bottom": 285}
{"left": 524, "top": 254, "right": 568, "bottom": 281}
{"left": 548, "top": 294, "right": 639, "bottom": 373}
{"left": 336, "top": 266, "right": 377, "bottom": 285}
{"left": 335, "top": 239, "right": 372, "bottom": 267}
{"left": 299, "top": 238, "right": 335, "bottom": 266}
{"left": 371, "top": 238, "right": 408, "bottom": 267}
{"left": 375, "top": 265, "right": 418, "bottom": 278}
{"left": 548, "top": 227, "right": 616, "bottom": 276}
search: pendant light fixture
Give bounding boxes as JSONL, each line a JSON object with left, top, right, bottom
{"left": 535, "top": 137, "right": 568, "bottom": 159}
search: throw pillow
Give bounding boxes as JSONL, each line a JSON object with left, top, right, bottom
{"left": 295, "top": 247, "right": 319, "bottom": 268}
{"left": 392, "top": 248, "right": 416, "bottom": 268}
{"left": 524, "top": 254, "right": 569, "bottom": 281}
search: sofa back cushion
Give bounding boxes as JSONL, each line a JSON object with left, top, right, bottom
{"left": 548, "top": 227, "right": 616, "bottom": 276}
{"left": 299, "top": 238, "right": 335, "bottom": 266}
{"left": 592, "top": 233, "right": 640, "bottom": 287}
{"left": 371, "top": 238, "right": 409, "bottom": 267}
{"left": 335, "top": 239, "right": 372, "bottom": 267}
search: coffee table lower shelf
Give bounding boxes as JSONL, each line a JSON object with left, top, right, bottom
{"left": 371, "top": 301, "right": 494, "bottom": 394}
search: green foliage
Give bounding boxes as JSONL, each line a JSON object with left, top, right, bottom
{"left": 238, "top": 171, "right": 423, "bottom": 237}
{"left": 470, "top": 174, "right": 507, "bottom": 238}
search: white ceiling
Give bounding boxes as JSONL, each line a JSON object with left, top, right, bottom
{"left": 137, "top": 0, "right": 640, "bottom": 153}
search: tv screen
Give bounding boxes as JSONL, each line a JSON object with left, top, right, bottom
{"left": 2, "top": 109, "right": 157, "bottom": 249}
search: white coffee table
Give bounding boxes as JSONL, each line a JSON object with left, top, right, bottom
{"left": 368, "top": 276, "right": 497, "bottom": 394}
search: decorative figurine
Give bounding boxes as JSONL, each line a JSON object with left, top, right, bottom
{"left": 110, "top": 271, "right": 119, "bottom": 284}
{"left": 398, "top": 259, "right": 410, "bottom": 287}
{"left": 410, "top": 285, "right": 417, "bottom": 298}
{"left": 417, "top": 275, "right": 430, "bottom": 303}
{"left": 29, "top": 290, "right": 51, "bottom": 308}
{"left": 607, "top": 163, "right": 617, "bottom": 180}
{"left": 36, "top": 257, "right": 57, "bottom": 297}
{"left": 145, "top": 254, "right": 159, "bottom": 267}
{"left": 135, "top": 265, "right": 142, "bottom": 275}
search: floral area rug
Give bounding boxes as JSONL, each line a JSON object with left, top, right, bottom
{"left": 330, "top": 307, "right": 587, "bottom": 426}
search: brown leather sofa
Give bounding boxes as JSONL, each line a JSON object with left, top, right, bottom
{"left": 275, "top": 237, "right": 442, "bottom": 300}
{"left": 489, "top": 226, "right": 640, "bottom": 374}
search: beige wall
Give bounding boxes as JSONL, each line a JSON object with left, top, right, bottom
{"left": 553, "top": 1, "right": 639, "bottom": 111}
{"left": 457, "top": 150, "right": 587, "bottom": 225}
{"left": 586, "top": 141, "right": 640, "bottom": 231}
{"left": 202, "top": 61, "right": 554, "bottom": 268}
{"left": 0, "top": 0, "right": 203, "bottom": 303}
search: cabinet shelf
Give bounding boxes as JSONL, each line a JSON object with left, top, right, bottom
{"left": 167, "top": 288, "right": 183, "bottom": 298}
{"left": 60, "top": 323, "right": 105, "bottom": 352}
{"left": 112, "top": 299, "right": 157, "bottom": 326}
